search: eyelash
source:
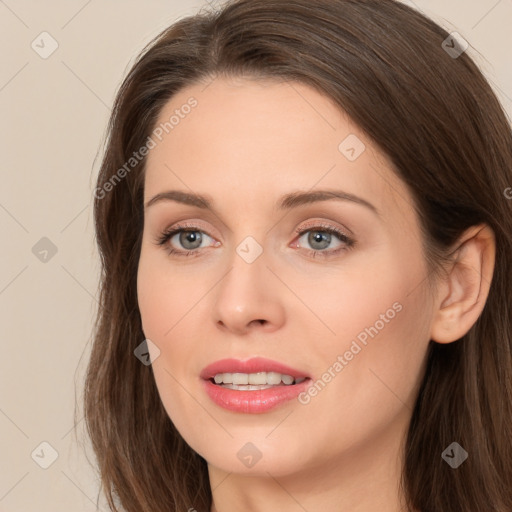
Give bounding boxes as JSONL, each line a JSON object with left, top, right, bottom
{"left": 155, "top": 221, "right": 356, "bottom": 259}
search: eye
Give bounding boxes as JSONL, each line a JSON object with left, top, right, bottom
{"left": 293, "top": 222, "right": 355, "bottom": 258}
{"left": 155, "top": 223, "right": 218, "bottom": 257}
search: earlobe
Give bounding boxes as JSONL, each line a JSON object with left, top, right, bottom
{"left": 430, "top": 224, "right": 495, "bottom": 344}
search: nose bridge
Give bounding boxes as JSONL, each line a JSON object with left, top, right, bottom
{"left": 212, "top": 234, "right": 285, "bottom": 333}
{"left": 219, "top": 237, "right": 268, "bottom": 306}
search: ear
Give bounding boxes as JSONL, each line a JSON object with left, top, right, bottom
{"left": 430, "top": 224, "right": 496, "bottom": 344}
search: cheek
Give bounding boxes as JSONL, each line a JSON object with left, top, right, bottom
{"left": 136, "top": 247, "right": 188, "bottom": 338}
{"left": 302, "top": 245, "right": 431, "bottom": 409}
{"left": 136, "top": 254, "right": 199, "bottom": 433}
{"left": 292, "top": 282, "right": 430, "bottom": 457}
{"left": 300, "top": 245, "right": 426, "bottom": 352}
{"left": 137, "top": 261, "right": 166, "bottom": 339}
{"left": 136, "top": 248, "right": 208, "bottom": 403}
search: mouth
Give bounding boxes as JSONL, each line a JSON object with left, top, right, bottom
{"left": 200, "top": 357, "right": 312, "bottom": 413}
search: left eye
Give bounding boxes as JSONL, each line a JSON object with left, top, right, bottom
{"left": 295, "top": 226, "right": 353, "bottom": 253}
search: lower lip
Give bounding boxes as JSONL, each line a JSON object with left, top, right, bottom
{"left": 202, "top": 378, "right": 311, "bottom": 413}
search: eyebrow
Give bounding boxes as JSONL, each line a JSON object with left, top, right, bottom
{"left": 144, "top": 189, "right": 380, "bottom": 216}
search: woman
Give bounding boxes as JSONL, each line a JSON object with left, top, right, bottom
{"left": 84, "top": 0, "right": 512, "bottom": 511}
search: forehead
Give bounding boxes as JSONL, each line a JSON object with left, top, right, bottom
{"left": 144, "top": 77, "right": 414, "bottom": 226}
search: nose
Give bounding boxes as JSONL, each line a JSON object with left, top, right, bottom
{"left": 212, "top": 250, "right": 286, "bottom": 336}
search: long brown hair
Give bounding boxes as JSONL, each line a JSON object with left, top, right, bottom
{"left": 83, "top": 1, "right": 512, "bottom": 510}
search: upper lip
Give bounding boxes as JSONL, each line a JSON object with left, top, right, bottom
{"left": 200, "top": 357, "right": 310, "bottom": 380}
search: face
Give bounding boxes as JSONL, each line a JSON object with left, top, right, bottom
{"left": 137, "top": 77, "right": 435, "bottom": 479}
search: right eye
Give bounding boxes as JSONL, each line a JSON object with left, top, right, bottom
{"left": 156, "top": 224, "right": 219, "bottom": 257}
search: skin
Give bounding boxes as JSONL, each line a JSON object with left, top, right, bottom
{"left": 136, "top": 77, "right": 495, "bottom": 512}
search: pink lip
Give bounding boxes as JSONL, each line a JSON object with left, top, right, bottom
{"left": 200, "top": 357, "right": 311, "bottom": 414}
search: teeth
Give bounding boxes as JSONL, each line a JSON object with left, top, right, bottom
{"left": 266, "top": 372, "right": 282, "bottom": 385}
{"left": 281, "top": 374, "right": 294, "bottom": 385}
{"left": 212, "top": 371, "right": 304, "bottom": 386}
{"left": 232, "top": 373, "right": 249, "bottom": 385}
{"left": 248, "top": 372, "right": 267, "bottom": 385}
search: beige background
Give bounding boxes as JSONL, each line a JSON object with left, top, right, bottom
{"left": 0, "top": 0, "right": 510, "bottom": 510}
